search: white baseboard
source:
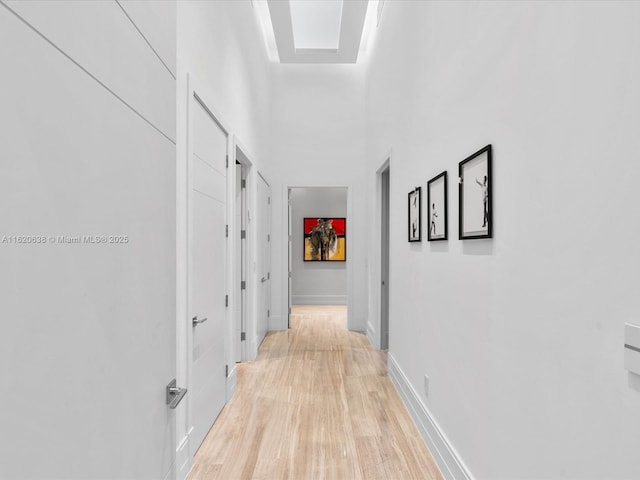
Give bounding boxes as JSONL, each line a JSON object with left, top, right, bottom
{"left": 175, "top": 432, "right": 192, "bottom": 480}
{"left": 226, "top": 364, "right": 237, "bottom": 402}
{"left": 268, "top": 314, "right": 287, "bottom": 332}
{"left": 387, "top": 354, "right": 473, "bottom": 480}
{"left": 291, "top": 295, "right": 347, "bottom": 305}
{"left": 366, "top": 321, "right": 377, "bottom": 349}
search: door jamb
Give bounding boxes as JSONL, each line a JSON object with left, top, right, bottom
{"left": 370, "top": 151, "right": 392, "bottom": 350}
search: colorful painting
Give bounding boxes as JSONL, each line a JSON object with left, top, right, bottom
{"left": 304, "top": 218, "right": 346, "bottom": 261}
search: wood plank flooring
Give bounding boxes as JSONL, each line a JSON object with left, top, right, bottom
{"left": 188, "top": 305, "right": 442, "bottom": 480}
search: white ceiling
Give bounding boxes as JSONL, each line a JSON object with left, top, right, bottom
{"left": 266, "top": 0, "right": 369, "bottom": 64}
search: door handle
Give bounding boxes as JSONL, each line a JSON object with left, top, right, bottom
{"left": 261, "top": 277, "right": 266, "bottom": 283}
{"left": 192, "top": 316, "right": 208, "bottom": 327}
{"left": 166, "top": 379, "right": 187, "bottom": 409}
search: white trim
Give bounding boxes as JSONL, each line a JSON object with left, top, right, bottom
{"left": 233, "top": 137, "right": 256, "bottom": 364}
{"left": 369, "top": 150, "right": 392, "bottom": 350}
{"left": 366, "top": 320, "right": 376, "bottom": 347}
{"left": 387, "top": 353, "right": 474, "bottom": 480}
{"left": 267, "top": 314, "right": 286, "bottom": 332}
{"left": 175, "top": 433, "right": 192, "bottom": 480}
{"left": 291, "top": 295, "right": 347, "bottom": 305}
{"left": 226, "top": 364, "right": 238, "bottom": 401}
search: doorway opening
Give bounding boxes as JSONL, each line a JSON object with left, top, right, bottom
{"left": 287, "top": 187, "right": 348, "bottom": 327}
{"left": 380, "top": 164, "right": 390, "bottom": 350}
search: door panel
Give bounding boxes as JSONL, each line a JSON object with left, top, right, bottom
{"left": 190, "top": 97, "right": 227, "bottom": 452}
{"left": 0, "top": 7, "right": 176, "bottom": 478}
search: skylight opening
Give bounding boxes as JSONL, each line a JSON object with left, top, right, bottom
{"left": 289, "top": 0, "right": 343, "bottom": 51}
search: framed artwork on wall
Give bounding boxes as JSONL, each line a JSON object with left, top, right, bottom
{"left": 408, "top": 187, "right": 422, "bottom": 242}
{"left": 303, "top": 218, "right": 346, "bottom": 261}
{"left": 459, "top": 144, "right": 492, "bottom": 239}
{"left": 427, "top": 171, "right": 448, "bottom": 241}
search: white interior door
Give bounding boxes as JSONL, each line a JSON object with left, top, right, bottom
{"left": 256, "top": 174, "right": 271, "bottom": 346}
{"left": 189, "top": 95, "right": 228, "bottom": 452}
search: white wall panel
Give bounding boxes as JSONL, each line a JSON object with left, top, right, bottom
{"left": 118, "top": 0, "right": 177, "bottom": 77}
{"left": 0, "top": 3, "right": 176, "bottom": 477}
{"left": 5, "top": 0, "right": 175, "bottom": 141}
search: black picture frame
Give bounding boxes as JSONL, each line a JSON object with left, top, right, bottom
{"left": 427, "top": 171, "right": 448, "bottom": 241}
{"left": 459, "top": 144, "right": 492, "bottom": 239}
{"left": 408, "top": 186, "right": 422, "bottom": 242}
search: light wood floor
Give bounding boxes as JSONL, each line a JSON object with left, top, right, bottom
{"left": 188, "top": 305, "right": 442, "bottom": 480}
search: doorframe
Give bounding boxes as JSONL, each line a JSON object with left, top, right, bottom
{"left": 369, "top": 151, "right": 392, "bottom": 350}
{"left": 282, "top": 183, "right": 354, "bottom": 330}
{"left": 233, "top": 137, "right": 256, "bottom": 363}
{"left": 176, "top": 72, "right": 234, "bottom": 479}
{"left": 255, "top": 171, "right": 272, "bottom": 357}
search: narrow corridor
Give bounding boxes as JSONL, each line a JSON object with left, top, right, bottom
{"left": 189, "top": 305, "right": 442, "bottom": 479}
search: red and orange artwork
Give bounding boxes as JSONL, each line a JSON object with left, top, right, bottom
{"left": 303, "top": 218, "right": 346, "bottom": 261}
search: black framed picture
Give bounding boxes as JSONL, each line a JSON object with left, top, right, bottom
{"left": 408, "top": 186, "right": 421, "bottom": 242}
{"left": 459, "top": 144, "right": 492, "bottom": 239}
{"left": 427, "top": 171, "right": 448, "bottom": 241}
{"left": 303, "top": 218, "right": 346, "bottom": 261}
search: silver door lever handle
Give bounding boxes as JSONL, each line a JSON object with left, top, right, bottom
{"left": 192, "top": 316, "right": 208, "bottom": 327}
{"left": 261, "top": 277, "right": 266, "bottom": 283}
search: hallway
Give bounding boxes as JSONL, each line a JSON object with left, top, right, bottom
{"left": 189, "top": 305, "right": 442, "bottom": 480}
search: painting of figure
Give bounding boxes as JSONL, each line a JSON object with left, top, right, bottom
{"left": 408, "top": 187, "right": 421, "bottom": 242}
{"left": 427, "top": 171, "right": 448, "bottom": 241}
{"left": 459, "top": 144, "right": 492, "bottom": 239}
{"left": 304, "top": 218, "right": 346, "bottom": 261}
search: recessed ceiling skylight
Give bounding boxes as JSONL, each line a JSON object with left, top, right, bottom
{"left": 289, "top": 0, "right": 343, "bottom": 51}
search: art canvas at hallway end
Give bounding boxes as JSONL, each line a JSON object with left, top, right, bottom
{"left": 304, "top": 218, "right": 346, "bottom": 261}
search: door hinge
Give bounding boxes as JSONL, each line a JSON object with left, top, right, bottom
{"left": 241, "top": 332, "right": 246, "bottom": 341}
{"left": 241, "top": 281, "right": 246, "bottom": 290}
{"left": 268, "top": 196, "right": 271, "bottom": 205}
{"left": 267, "top": 234, "right": 270, "bottom": 242}
{"left": 241, "top": 229, "right": 246, "bottom": 239}
{"left": 289, "top": 307, "right": 292, "bottom": 314}
{"left": 225, "top": 364, "right": 229, "bottom": 377}
{"left": 226, "top": 155, "right": 229, "bottom": 168}
{"left": 241, "top": 179, "right": 246, "bottom": 189}
{"left": 267, "top": 309, "right": 270, "bottom": 318}
{"left": 288, "top": 272, "right": 292, "bottom": 278}
{"left": 225, "top": 225, "right": 229, "bottom": 237}
{"left": 225, "top": 294, "right": 229, "bottom": 307}
{"left": 267, "top": 272, "right": 270, "bottom": 280}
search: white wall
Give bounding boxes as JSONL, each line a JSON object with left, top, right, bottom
{"left": 268, "top": 64, "right": 367, "bottom": 331}
{"left": 0, "top": 1, "right": 177, "bottom": 478}
{"left": 365, "top": 1, "right": 640, "bottom": 479}
{"left": 290, "top": 187, "right": 347, "bottom": 305}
